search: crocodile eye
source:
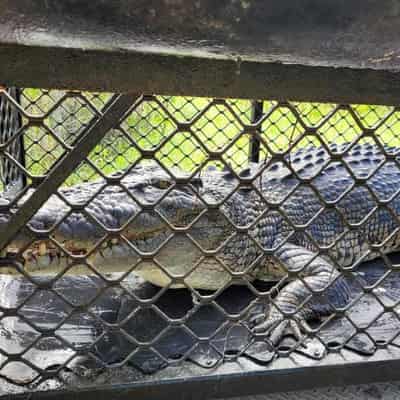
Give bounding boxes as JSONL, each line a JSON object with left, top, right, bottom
{"left": 151, "top": 178, "right": 172, "bottom": 190}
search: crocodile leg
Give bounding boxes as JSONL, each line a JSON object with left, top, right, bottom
{"left": 252, "top": 243, "right": 350, "bottom": 344}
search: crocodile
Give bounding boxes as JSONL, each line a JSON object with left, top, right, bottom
{"left": 1, "top": 142, "right": 400, "bottom": 343}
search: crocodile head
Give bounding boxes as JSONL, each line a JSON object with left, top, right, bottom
{"left": 0, "top": 163, "right": 238, "bottom": 289}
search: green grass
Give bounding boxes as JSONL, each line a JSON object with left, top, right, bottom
{"left": 13, "top": 89, "right": 400, "bottom": 187}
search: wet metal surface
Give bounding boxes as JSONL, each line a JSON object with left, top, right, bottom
{"left": 2, "top": 253, "right": 400, "bottom": 397}
{"left": 1, "top": 1, "right": 400, "bottom": 103}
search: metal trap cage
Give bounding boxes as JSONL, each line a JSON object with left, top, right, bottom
{"left": 2, "top": 1, "right": 400, "bottom": 399}
{"left": 1, "top": 88, "right": 400, "bottom": 397}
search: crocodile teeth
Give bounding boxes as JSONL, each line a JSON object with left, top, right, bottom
{"left": 38, "top": 243, "right": 47, "bottom": 256}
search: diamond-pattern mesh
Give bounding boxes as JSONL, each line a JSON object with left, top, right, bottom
{"left": 1, "top": 89, "right": 400, "bottom": 394}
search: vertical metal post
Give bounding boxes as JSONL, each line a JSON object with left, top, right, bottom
{"left": 249, "top": 100, "right": 263, "bottom": 163}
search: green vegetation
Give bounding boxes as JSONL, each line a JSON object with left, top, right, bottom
{"left": 12, "top": 89, "right": 400, "bottom": 187}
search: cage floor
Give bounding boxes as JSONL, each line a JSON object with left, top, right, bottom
{"left": 1, "top": 253, "right": 400, "bottom": 397}
{"left": 2, "top": 343, "right": 400, "bottom": 398}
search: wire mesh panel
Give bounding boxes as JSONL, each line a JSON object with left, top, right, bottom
{"left": 0, "top": 88, "right": 25, "bottom": 193}
{"left": 1, "top": 88, "right": 400, "bottom": 396}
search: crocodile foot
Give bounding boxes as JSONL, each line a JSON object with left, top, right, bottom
{"left": 250, "top": 311, "right": 308, "bottom": 346}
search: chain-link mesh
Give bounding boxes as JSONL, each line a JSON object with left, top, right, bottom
{"left": 1, "top": 89, "right": 400, "bottom": 395}
{"left": 0, "top": 88, "right": 25, "bottom": 193}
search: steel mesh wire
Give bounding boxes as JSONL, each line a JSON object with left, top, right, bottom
{"left": 0, "top": 88, "right": 400, "bottom": 393}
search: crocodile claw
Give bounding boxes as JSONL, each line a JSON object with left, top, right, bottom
{"left": 250, "top": 312, "right": 305, "bottom": 346}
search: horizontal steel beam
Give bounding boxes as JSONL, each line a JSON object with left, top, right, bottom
{"left": 1, "top": 42, "right": 400, "bottom": 106}
{"left": 7, "top": 350, "right": 400, "bottom": 400}
{"left": 1, "top": 0, "right": 400, "bottom": 104}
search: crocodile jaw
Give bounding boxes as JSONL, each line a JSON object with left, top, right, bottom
{"left": 1, "top": 245, "right": 233, "bottom": 291}
{"left": 134, "top": 262, "right": 232, "bottom": 290}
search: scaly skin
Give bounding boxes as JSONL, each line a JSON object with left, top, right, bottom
{"left": 1, "top": 142, "right": 400, "bottom": 343}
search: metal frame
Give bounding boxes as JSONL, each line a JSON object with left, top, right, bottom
{"left": 7, "top": 350, "right": 400, "bottom": 400}
{"left": 1, "top": 2, "right": 400, "bottom": 397}
{"left": 2, "top": 44, "right": 400, "bottom": 106}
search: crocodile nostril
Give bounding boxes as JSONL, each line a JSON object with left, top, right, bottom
{"left": 190, "top": 177, "right": 203, "bottom": 189}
